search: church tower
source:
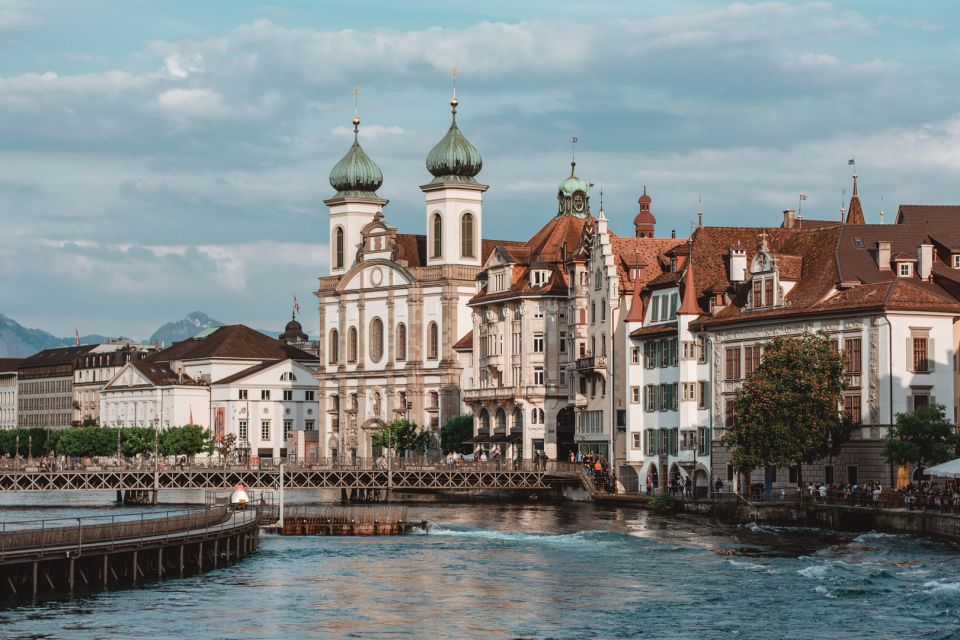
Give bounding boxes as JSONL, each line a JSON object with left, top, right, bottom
{"left": 325, "top": 114, "right": 387, "bottom": 276}
{"left": 421, "top": 93, "right": 487, "bottom": 267}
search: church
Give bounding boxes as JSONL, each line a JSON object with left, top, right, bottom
{"left": 314, "top": 94, "right": 517, "bottom": 460}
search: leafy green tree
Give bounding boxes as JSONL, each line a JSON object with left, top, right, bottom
{"left": 722, "top": 332, "right": 847, "bottom": 487}
{"left": 214, "top": 432, "right": 237, "bottom": 463}
{"left": 121, "top": 427, "right": 157, "bottom": 457}
{"left": 372, "top": 420, "right": 431, "bottom": 455}
{"left": 440, "top": 415, "right": 474, "bottom": 454}
{"left": 160, "top": 425, "right": 213, "bottom": 458}
{"left": 882, "top": 404, "right": 957, "bottom": 478}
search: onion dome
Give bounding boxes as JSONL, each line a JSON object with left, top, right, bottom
{"left": 426, "top": 98, "right": 483, "bottom": 185}
{"left": 558, "top": 162, "right": 590, "bottom": 197}
{"left": 329, "top": 116, "right": 383, "bottom": 199}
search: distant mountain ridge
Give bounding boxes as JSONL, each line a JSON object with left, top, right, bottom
{"left": 0, "top": 312, "right": 283, "bottom": 357}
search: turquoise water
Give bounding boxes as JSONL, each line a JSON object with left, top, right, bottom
{"left": 1, "top": 494, "right": 959, "bottom": 639}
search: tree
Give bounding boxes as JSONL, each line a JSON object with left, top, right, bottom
{"left": 722, "top": 332, "right": 847, "bottom": 488}
{"left": 372, "top": 420, "right": 431, "bottom": 455}
{"left": 214, "top": 432, "right": 237, "bottom": 463}
{"left": 160, "top": 425, "right": 213, "bottom": 458}
{"left": 121, "top": 427, "right": 157, "bottom": 458}
{"left": 440, "top": 415, "right": 474, "bottom": 454}
{"left": 882, "top": 404, "right": 957, "bottom": 478}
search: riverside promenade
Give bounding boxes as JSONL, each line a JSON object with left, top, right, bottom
{"left": 0, "top": 501, "right": 273, "bottom": 602}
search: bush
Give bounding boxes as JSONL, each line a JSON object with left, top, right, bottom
{"left": 648, "top": 495, "right": 682, "bottom": 513}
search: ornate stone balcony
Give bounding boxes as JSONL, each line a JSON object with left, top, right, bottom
{"left": 575, "top": 355, "right": 608, "bottom": 372}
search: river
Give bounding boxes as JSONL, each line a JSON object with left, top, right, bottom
{"left": 1, "top": 492, "right": 959, "bottom": 639}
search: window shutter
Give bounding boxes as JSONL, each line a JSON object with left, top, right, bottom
{"left": 643, "top": 385, "right": 648, "bottom": 411}
{"left": 928, "top": 339, "right": 935, "bottom": 371}
{"left": 906, "top": 395, "right": 914, "bottom": 413}
{"left": 906, "top": 337, "right": 913, "bottom": 372}
{"left": 930, "top": 395, "right": 937, "bottom": 408}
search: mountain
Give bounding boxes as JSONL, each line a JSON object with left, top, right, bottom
{"left": 0, "top": 314, "right": 111, "bottom": 357}
{"left": 147, "top": 311, "right": 224, "bottom": 347}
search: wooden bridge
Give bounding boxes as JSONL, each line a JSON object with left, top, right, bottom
{"left": 0, "top": 460, "right": 581, "bottom": 498}
{"left": 0, "top": 502, "right": 272, "bottom": 602}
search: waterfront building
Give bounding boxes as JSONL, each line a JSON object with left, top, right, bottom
{"left": 101, "top": 324, "right": 318, "bottom": 459}
{"left": 72, "top": 339, "right": 158, "bottom": 426}
{"left": 620, "top": 179, "right": 960, "bottom": 494}
{"left": 0, "top": 358, "right": 22, "bottom": 429}
{"left": 315, "top": 99, "right": 516, "bottom": 460}
{"left": 17, "top": 345, "right": 95, "bottom": 428}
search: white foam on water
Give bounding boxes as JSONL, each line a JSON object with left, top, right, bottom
{"left": 922, "top": 580, "right": 960, "bottom": 596}
{"left": 725, "top": 559, "right": 767, "bottom": 572}
{"left": 814, "top": 585, "right": 838, "bottom": 599}
{"left": 420, "top": 524, "right": 613, "bottom": 545}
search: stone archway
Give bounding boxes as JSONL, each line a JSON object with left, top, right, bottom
{"left": 361, "top": 418, "right": 387, "bottom": 459}
{"left": 693, "top": 464, "right": 710, "bottom": 499}
{"left": 556, "top": 407, "right": 575, "bottom": 461}
{"left": 619, "top": 465, "right": 639, "bottom": 494}
{"left": 645, "top": 462, "right": 659, "bottom": 493}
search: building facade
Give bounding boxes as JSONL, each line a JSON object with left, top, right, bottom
{"left": 17, "top": 345, "right": 95, "bottom": 428}
{"left": 0, "top": 359, "right": 22, "bottom": 429}
{"left": 73, "top": 339, "right": 157, "bottom": 426}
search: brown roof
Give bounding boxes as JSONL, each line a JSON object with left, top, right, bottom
{"left": 453, "top": 330, "right": 473, "bottom": 351}
{"left": 214, "top": 360, "right": 284, "bottom": 385}
{"left": 392, "top": 234, "right": 524, "bottom": 268}
{"left": 609, "top": 236, "right": 683, "bottom": 291}
{"left": 146, "top": 325, "right": 318, "bottom": 364}
{"left": 19, "top": 344, "right": 96, "bottom": 369}
{"left": 895, "top": 205, "right": 960, "bottom": 227}
{"left": 629, "top": 323, "right": 677, "bottom": 339}
{"left": 130, "top": 360, "right": 205, "bottom": 387}
{"left": 0, "top": 358, "right": 23, "bottom": 373}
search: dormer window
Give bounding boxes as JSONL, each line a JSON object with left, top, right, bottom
{"left": 531, "top": 270, "right": 550, "bottom": 287}
{"left": 670, "top": 257, "right": 677, "bottom": 272}
{"left": 953, "top": 254, "right": 960, "bottom": 269}
{"left": 897, "top": 262, "right": 913, "bottom": 278}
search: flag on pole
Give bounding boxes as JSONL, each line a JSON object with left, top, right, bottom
{"left": 799, "top": 193, "right": 807, "bottom": 201}
{"left": 75, "top": 329, "right": 80, "bottom": 346}
{"left": 294, "top": 294, "right": 301, "bottom": 315}
{"left": 847, "top": 158, "right": 855, "bottom": 165}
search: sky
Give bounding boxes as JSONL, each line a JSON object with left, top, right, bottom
{"left": 1, "top": 1, "right": 959, "bottom": 339}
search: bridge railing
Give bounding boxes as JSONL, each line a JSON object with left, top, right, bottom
{"left": 0, "top": 502, "right": 264, "bottom": 562}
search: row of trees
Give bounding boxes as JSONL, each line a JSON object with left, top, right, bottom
{"left": 0, "top": 426, "right": 214, "bottom": 458}
{"left": 368, "top": 415, "right": 474, "bottom": 456}
{"left": 724, "top": 332, "right": 957, "bottom": 484}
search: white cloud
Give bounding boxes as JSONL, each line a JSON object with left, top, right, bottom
{"left": 154, "top": 88, "right": 223, "bottom": 117}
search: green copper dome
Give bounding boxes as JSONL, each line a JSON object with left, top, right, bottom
{"left": 329, "top": 118, "right": 383, "bottom": 199}
{"left": 425, "top": 99, "right": 483, "bottom": 185}
{"left": 558, "top": 162, "right": 590, "bottom": 197}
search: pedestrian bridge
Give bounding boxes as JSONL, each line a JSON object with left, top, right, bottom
{"left": 0, "top": 459, "right": 582, "bottom": 494}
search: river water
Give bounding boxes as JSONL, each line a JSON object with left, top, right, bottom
{"left": 1, "top": 492, "right": 959, "bottom": 639}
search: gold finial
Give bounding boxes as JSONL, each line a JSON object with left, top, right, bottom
{"left": 352, "top": 86, "right": 360, "bottom": 133}
{"left": 450, "top": 66, "right": 459, "bottom": 111}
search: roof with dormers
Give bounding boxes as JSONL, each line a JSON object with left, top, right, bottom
{"left": 145, "top": 325, "right": 318, "bottom": 364}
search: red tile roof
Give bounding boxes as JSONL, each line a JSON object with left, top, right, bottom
{"left": 392, "top": 234, "right": 524, "bottom": 267}
{"left": 453, "top": 330, "right": 473, "bottom": 351}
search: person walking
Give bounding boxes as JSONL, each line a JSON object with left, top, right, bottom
{"left": 714, "top": 476, "right": 723, "bottom": 498}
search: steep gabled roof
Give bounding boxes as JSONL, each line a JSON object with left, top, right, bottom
{"left": 453, "top": 330, "right": 474, "bottom": 351}
{"left": 146, "top": 325, "right": 318, "bottom": 364}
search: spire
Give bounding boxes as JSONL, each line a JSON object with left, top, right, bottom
{"left": 425, "top": 73, "right": 483, "bottom": 185}
{"left": 328, "top": 94, "right": 384, "bottom": 199}
{"left": 846, "top": 174, "right": 865, "bottom": 224}
{"left": 679, "top": 249, "right": 699, "bottom": 316}
{"left": 634, "top": 185, "right": 656, "bottom": 238}
{"left": 624, "top": 264, "right": 645, "bottom": 323}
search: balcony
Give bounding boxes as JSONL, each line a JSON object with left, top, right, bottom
{"left": 463, "top": 386, "right": 548, "bottom": 404}
{"left": 575, "top": 355, "right": 608, "bottom": 372}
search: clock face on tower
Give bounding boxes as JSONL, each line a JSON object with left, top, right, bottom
{"left": 573, "top": 193, "right": 585, "bottom": 213}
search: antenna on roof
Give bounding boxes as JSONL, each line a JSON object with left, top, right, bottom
{"left": 697, "top": 193, "right": 703, "bottom": 228}
{"left": 840, "top": 188, "right": 846, "bottom": 222}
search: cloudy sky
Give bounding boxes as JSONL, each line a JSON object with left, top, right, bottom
{"left": 1, "top": 1, "right": 958, "bottom": 339}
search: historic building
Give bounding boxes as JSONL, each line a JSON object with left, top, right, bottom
{"left": 17, "top": 345, "right": 95, "bottom": 428}
{"left": 101, "top": 324, "right": 319, "bottom": 460}
{"left": 73, "top": 339, "right": 157, "bottom": 426}
{"left": 0, "top": 359, "right": 22, "bottom": 429}
{"left": 315, "top": 97, "right": 517, "bottom": 460}
{"left": 621, "top": 178, "right": 960, "bottom": 494}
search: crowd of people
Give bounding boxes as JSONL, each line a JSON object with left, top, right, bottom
{"left": 570, "top": 451, "right": 616, "bottom": 493}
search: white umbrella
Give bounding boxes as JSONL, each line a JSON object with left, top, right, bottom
{"left": 924, "top": 458, "right": 960, "bottom": 478}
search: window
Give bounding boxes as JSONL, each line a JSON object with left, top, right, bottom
{"left": 954, "top": 254, "right": 960, "bottom": 269}
{"left": 238, "top": 389, "right": 248, "bottom": 400}
{"left": 532, "top": 367, "right": 544, "bottom": 386}
{"left": 725, "top": 347, "right": 741, "bottom": 380}
{"left": 644, "top": 342, "right": 654, "bottom": 369}
{"left": 601, "top": 300, "right": 606, "bottom": 321}
{"left": 590, "top": 302, "right": 595, "bottom": 324}
{"left": 283, "top": 420, "right": 293, "bottom": 441}
{"left": 789, "top": 466, "right": 798, "bottom": 484}
{"left": 329, "top": 329, "right": 339, "bottom": 364}
{"left": 744, "top": 345, "right": 761, "bottom": 377}
{"left": 534, "top": 303, "right": 543, "bottom": 319}
{"left": 348, "top": 327, "right": 358, "bottom": 363}
{"left": 513, "top": 366, "right": 522, "bottom": 384}
{"left": 632, "top": 433, "right": 641, "bottom": 449}
{"left": 334, "top": 226, "right": 344, "bottom": 269}
{"left": 239, "top": 420, "right": 248, "bottom": 441}
{"left": 898, "top": 262, "right": 912, "bottom": 277}
{"left": 305, "top": 420, "right": 315, "bottom": 431}
{"left": 428, "top": 322, "right": 439, "bottom": 360}
{"left": 261, "top": 390, "right": 271, "bottom": 400}
{"left": 631, "top": 347, "right": 640, "bottom": 364}
{"left": 461, "top": 213, "right": 475, "bottom": 258}
{"left": 753, "top": 279, "right": 762, "bottom": 306}
{"left": 305, "top": 390, "right": 315, "bottom": 402}
{"left": 432, "top": 213, "right": 443, "bottom": 258}
{"left": 912, "top": 394, "right": 930, "bottom": 411}
{"left": 765, "top": 278, "right": 774, "bottom": 306}
{"left": 631, "top": 386, "right": 641, "bottom": 403}
{"left": 698, "top": 381, "right": 708, "bottom": 410}
{"left": 651, "top": 297, "right": 660, "bottom": 323}
{"left": 847, "top": 466, "right": 858, "bottom": 485}
{"left": 283, "top": 390, "right": 293, "bottom": 401}
{"left": 844, "top": 338, "right": 862, "bottom": 374}
{"left": 369, "top": 317, "right": 384, "bottom": 363}
{"left": 913, "top": 337, "right": 929, "bottom": 372}
{"left": 843, "top": 395, "right": 861, "bottom": 424}
{"left": 533, "top": 333, "right": 544, "bottom": 353}
{"left": 824, "top": 465, "right": 834, "bottom": 484}
{"left": 560, "top": 332, "right": 567, "bottom": 353}
{"left": 260, "top": 420, "right": 271, "bottom": 441}
{"left": 724, "top": 399, "right": 737, "bottom": 428}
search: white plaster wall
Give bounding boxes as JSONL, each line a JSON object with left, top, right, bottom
{"left": 424, "top": 187, "right": 483, "bottom": 268}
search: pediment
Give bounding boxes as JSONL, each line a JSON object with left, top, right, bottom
{"left": 338, "top": 260, "right": 413, "bottom": 292}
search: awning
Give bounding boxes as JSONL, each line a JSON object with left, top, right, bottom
{"left": 490, "top": 433, "right": 510, "bottom": 443}
{"left": 925, "top": 458, "right": 960, "bottom": 478}
{"left": 507, "top": 431, "right": 523, "bottom": 442}
{"left": 471, "top": 435, "right": 491, "bottom": 443}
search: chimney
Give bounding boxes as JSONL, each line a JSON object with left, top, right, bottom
{"left": 728, "top": 246, "right": 747, "bottom": 283}
{"left": 918, "top": 243, "right": 934, "bottom": 281}
{"left": 671, "top": 229, "right": 676, "bottom": 239}
{"left": 876, "top": 241, "right": 891, "bottom": 271}
{"left": 783, "top": 209, "right": 795, "bottom": 229}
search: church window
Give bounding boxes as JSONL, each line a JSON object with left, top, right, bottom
{"left": 432, "top": 213, "right": 443, "bottom": 258}
{"left": 427, "top": 322, "right": 439, "bottom": 360}
{"left": 328, "top": 329, "right": 339, "bottom": 364}
{"left": 369, "top": 317, "right": 384, "bottom": 363}
{"left": 396, "top": 323, "right": 407, "bottom": 361}
{"left": 461, "top": 213, "right": 475, "bottom": 258}
{"left": 334, "top": 226, "right": 344, "bottom": 270}
{"left": 348, "top": 327, "right": 358, "bottom": 363}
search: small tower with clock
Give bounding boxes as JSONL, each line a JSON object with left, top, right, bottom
{"left": 557, "top": 161, "right": 591, "bottom": 218}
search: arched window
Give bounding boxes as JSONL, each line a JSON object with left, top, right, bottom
{"left": 538, "top": 408, "right": 545, "bottom": 423}
{"left": 334, "top": 226, "right": 344, "bottom": 270}
{"left": 495, "top": 408, "right": 507, "bottom": 431}
{"left": 369, "top": 317, "right": 384, "bottom": 363}
{"left": 348, "top": 326, "right": 358, "bottom": 363}
{"left": 427, "top": 322, "right": 439, "bottom": 360}
{"left": 429, "top": 391, "right": 439, "bottom": 409}
{"left": 479, "top": 409, "right": 490, "bottom": 432}
{"left": 280, "top": 372, "right": 297, "bottom": 381}
{"left": 396, "top": 323, "right": 407, "bottom": 361}
{"left": 512, "top": 407, "right": 523, "bottom": 430}
{"left": 328, "top": 329, "right": 339, "bottom": 364}
{"left": 461, "top": 212, "right": 475, "bottom": 258}
{"left": 432, "top": 213, "right": 443, "bottom": 258}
